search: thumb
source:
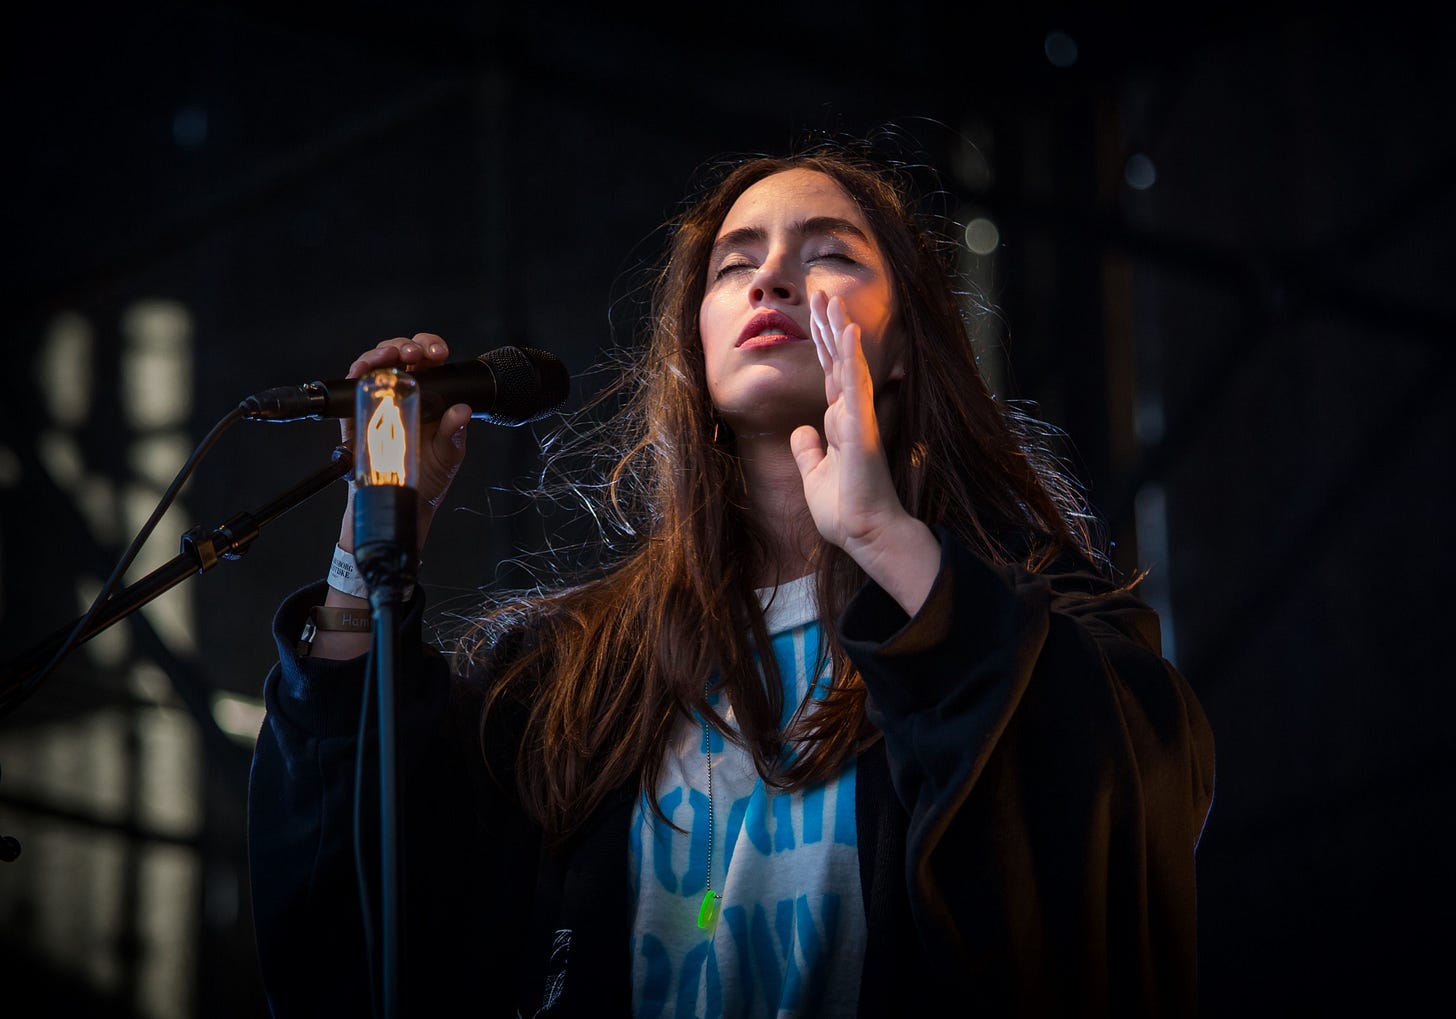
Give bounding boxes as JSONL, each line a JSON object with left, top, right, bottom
{"left": 421, "top": 404, "right": 471, "bottom": 511}
{"left": 433, "top": 404, "right": 471, "bottom": 469}
{"left": 790, "top": 424, "right": 825, "bottom": 482}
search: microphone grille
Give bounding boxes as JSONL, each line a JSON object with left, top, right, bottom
{"left": 478, "top": 346, "right": 570, "bottom": 425}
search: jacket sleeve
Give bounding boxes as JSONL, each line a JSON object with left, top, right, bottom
{"left": 838, "top": 531, "right": 1216, "bottom": 1017}
{"left": 246, "top": 582, "right": 540, "bottom": 1018}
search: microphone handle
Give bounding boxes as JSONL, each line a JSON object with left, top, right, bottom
{"left": 310, "top": 360, "right": 500, "bottom": 422}
{"left": 241, "top": 346, "right": 567, "bottom": 424}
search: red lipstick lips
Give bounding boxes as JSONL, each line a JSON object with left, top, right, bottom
{"left": 737, "top": 310, "right": 808, "bottom": 349}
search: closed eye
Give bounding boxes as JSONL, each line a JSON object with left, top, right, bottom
{"left": 714, "top": 261, "right": 756, "bottom": 280}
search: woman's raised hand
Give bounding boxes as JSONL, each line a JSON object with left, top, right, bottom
{"left": 790, "top": 292, "right": 903, "bottom": 554}
{"left": 338, "top": 333, "right": 472, "bottom": 552}
{"left": 790, "top": 292, "right": 941, "bottom": 616}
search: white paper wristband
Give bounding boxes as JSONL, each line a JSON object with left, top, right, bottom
{"left": 327, "top": 544, "right": 414, "bottom": 600}
{"left": 327, "top": 545, "right": 371, "bottom": 598}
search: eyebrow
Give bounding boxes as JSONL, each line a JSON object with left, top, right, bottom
{"left": 709, "top": 216, "right": 871, "bottom": 259}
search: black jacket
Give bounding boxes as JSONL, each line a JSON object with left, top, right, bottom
{"left": 247, "top": 534, "right": 1216, "bottom": 1017}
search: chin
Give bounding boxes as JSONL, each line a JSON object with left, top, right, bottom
{"left": 708, "top": 368, "right": 830, "bottom": 434}
{"left": 717, "top": 402, "right": 827, "bottom": 438}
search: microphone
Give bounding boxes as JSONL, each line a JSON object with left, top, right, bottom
{"left": 241, "top": 345, "right": 570, "bottom": 426}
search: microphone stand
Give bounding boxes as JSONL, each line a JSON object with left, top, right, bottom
{"left": 352, "top": 484, "right": 415, "bottom": 1019}
{"left": 0, "top": 445, "right": 354, "bottom": 721}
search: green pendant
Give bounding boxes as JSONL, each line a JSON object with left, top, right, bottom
{"left": 697, "top": 890, "right": 721, "bottom": 931}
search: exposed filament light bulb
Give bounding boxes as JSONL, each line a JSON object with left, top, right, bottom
{"left": 356, "top": 370, "right": 418, "bottom": 489}
{"left": 352, "top": 368, "right": 420, "bottom": 601}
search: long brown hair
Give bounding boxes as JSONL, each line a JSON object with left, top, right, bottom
{"left": 462, "top": 142, "right": 1109, "bottom": 846}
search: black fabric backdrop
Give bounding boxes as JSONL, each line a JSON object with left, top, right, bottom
{"left": 2, "top": 5, "right": 1451, "bottom": 1016}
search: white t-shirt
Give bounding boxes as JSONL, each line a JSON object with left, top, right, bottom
{"left": 628, "top": 574, "right": 866, "bottom": 1017}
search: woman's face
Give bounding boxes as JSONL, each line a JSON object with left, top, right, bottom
{"left": 698, "top": 168, "right": 902, "bottom": 436}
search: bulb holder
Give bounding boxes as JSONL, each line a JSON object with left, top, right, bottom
{"left": 353, "top": 485, "right": 418, "bottom": 601}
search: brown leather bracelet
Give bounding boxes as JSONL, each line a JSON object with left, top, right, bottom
{"left": 296, "top": 604, "right": 372, "bottom": 657}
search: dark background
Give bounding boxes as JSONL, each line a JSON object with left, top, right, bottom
{"left": 2, "top": 3, "right": 1452, "bottom": 1016}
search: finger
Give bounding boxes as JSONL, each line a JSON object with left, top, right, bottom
{"left": 814, "top": 291, "right": 836, "bottom": 355}
{"left": 808, "top": 294, "right": 831, "bottom": 373}
{"left": 823, "top": 298, "right": 870, "bottom": 389}
{"left": 348, "top": 333, "right": 451, "bottom": 379}
{"left": 825, "top": 295, "right": 852, "bottom": 362}
{"left": 812, "top": 292, "right": 844, "bottom": 402}
{"left": 391, "top": 335, "right": 431, "bottom": 367}
{"left": 839, "top": 321, "right": 874, "bottom": 406}
{"left": 410, "top": 333, "right": 450, "bottom": 367}
{"left": 810, "top": 290, "right": 829, "bottom": 336}
{"left": 348, "top": 337, "right": 411, "bottom": 379}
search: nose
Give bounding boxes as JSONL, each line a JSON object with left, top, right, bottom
{"left": 749, "top": 259, "right": 800, "bottom": 305}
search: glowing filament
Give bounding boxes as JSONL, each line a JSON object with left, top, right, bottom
{"left": 365, "top": 391, "right": 408, "bottom": 486}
